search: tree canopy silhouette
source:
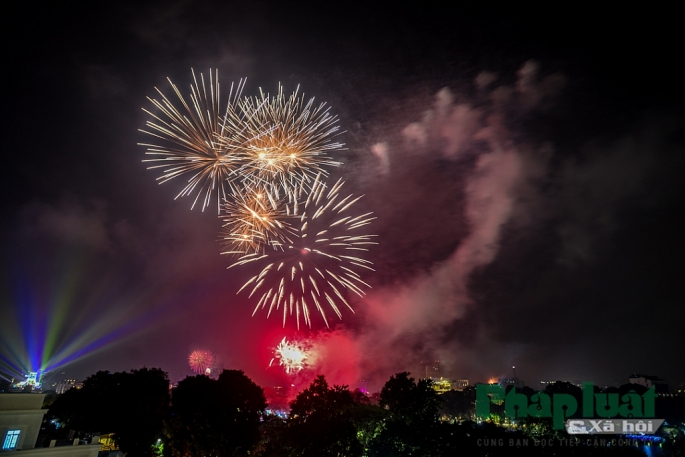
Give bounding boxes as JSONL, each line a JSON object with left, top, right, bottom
{"left": 49, "top": 367, "right": 169, "bottom": 457}
{"left": 165, "top": 369, "right": 266, "bottom": 457}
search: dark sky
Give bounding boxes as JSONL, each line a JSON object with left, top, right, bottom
{"left": 2, "top": 1, "right": 683, "bottom": 392}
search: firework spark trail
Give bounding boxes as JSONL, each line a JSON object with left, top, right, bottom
{"left": 139, "top": 69, "right": 247, "bottom": 213}
{"left": 188, "top": 350, "right": 214, "bottom": 374}
{"left": 232, "top": 175, "right": 376, "bottom": 328}
{"left": 226, "top": 84, "right": 344, "bottom": 193}
{"left": 269, "top": 337, "right": 310, "bottom": 374}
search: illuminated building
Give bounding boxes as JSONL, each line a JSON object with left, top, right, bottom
{"left": 9, "top": 372, "right": 42, "bottom": 391}
{"left": 431, "top": 378, "right": 452, "bottom": 393}
{"left": 629, "top": 373, "right": 670, "bottom": 394}
{"left": 0, "top": 393, "right": 99, "bottom": 456}
{"left": 452, "top": 379, "right": 469, "bottom": 390}
{"left": 429, "top": 378, "right": 469, "bottom": 393}
{"left": 53, "top": 379, "right": 82, "bottom": 395}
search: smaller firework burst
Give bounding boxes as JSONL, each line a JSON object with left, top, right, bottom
{"left": 269, "top": 337, "right": 309, "bottom": 374}
{"left": 188, "top": 350, "right": 215, "bottom": 375}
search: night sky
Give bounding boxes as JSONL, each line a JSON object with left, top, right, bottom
{"left": 2, "top": 1, "right": 683, "bottom": 392}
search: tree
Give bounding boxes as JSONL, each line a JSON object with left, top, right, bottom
{"left": 440, "top": 389, "right": 474, "bottom": 420}
{"left": 289, "top": 375, "right": 354, "bottom": 419}
{"left": 258, "top": 375, "right": 381, "bottom": 457}
{"left": 116, "top": 368, "right": 170, "bottom": 454}
{"left": 49, "top": 368, "right": 170, "bottom": 457}
{"left": 287, "top": 375, "right": 364, "bottom": 457}
{"left": 165, "top": 369, "right": 266, "bottom": 457}
{"left": 369, "top": 372, "right": 443, "bottom": 457}
{"left": 379, "top": 372, "right": 441, "bottom": 424}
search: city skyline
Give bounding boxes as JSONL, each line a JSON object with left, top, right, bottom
{"left": 2, "top": 1, "right": 683, "bottom": 393}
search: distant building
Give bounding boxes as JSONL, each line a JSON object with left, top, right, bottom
{"left": 492, "top": 366, "right": 525, "bottom": 388}
{"left": 53, "top": 380, "right": 82, "bottom": 395}
{"left": 540, "top": 380, "right": 583, "bottom": 389}
{"left": 430, "top": 378, "right": 452, "bottom": 394}
{"left": 0, "top": 393, "right": 99, "bottom": 456}
{"left": 421, "top": 360, "right": 440, "bottom": 379}
{"left": 452, "top": 379, "right": 469, "bottom": 390}
{"left": 498, "top": 377, "right": 524, "bottom": 388}
{"left": 629, "top": 373, "right": 670, "bottom": 394}
{"left": 429, "top": 377, "right": 470, "bottom": 393}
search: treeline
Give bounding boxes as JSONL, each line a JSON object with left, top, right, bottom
{"left": 46, "top": 368, "right": 678, "bottom": 457}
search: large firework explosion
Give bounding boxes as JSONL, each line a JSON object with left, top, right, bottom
{"left": 141, "top": 70, "right": 375, "bottom": 327}
{"left": 232, "top": 175, "right": 376, "bottom": 328}
{"left": 188, "top": 350, "right": 215, "bottom": 375}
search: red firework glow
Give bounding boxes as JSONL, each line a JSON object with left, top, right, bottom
{"left": 188, "top": 350, "right": 214, "bottom": 374}
{"left": 265, "top": 331, "right": 362, "bottom": 391}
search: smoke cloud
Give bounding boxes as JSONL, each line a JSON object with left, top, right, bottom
{"left": 303, "top": 61, "right": 676, "bottom": 390}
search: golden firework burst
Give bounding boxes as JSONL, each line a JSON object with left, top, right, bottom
{"left": 139, "top": 69, "right": 246, "bottom": 212}
{"left": 233, "top": 175, "right": 376, "bottom": 328}
{"left": 228, "top": 84, "right": 344, "bottom": 192}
